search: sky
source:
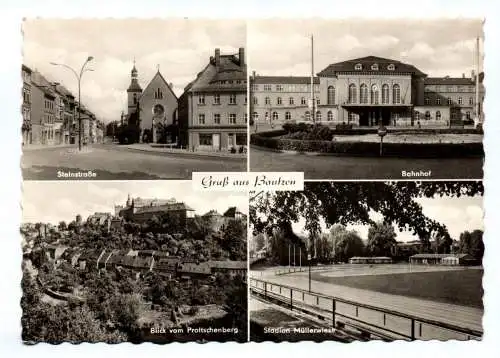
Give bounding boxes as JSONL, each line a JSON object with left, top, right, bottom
{"left": 22, "top": 181, "right": 248, "bottom": 224}
{"left": 248, "top": 18, "right": 484, "bottom": 79}
{"left": 289, "top": 193, "right": 484, "bottom": 242}
{"left": 22, "top": 19, "right": 246, "bottom": 124}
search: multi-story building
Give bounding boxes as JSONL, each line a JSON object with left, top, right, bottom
{"left": 178, "top": 48, "right": 247, "bottom": 151}
{"left": 51, "top": 83, "right": 65, "bottom": 145}
{"left": 251, "top": 55, "right": 485, "bottom": 128}
{"left": 251, "top": 74, "right": 320, "bottom": 123}
{"left": 22, "top": 65, "right": 33, "bottom": 146}
{"left": 31, "top": 71, "right": 57, "bottom": 145}
{"left": 114, "top": 196, "right": 195, "bottom": 224}
{"left": 125, "top": 62, "right": 178, "bottom": 143}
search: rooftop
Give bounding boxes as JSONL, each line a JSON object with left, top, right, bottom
{"left": 252, "top": 76, "right": 320, "bottom": 85}
{"left": 318, "top": 56, "right": 426, "bottom": 77}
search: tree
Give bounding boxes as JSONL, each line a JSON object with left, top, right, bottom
{"left": 254, "top": 233, "right": 266, "bottom": 252}
{"left": 251, "top": 182, "right": 482, "bottom": 248}
{"left": 367, "top": 222, "right": 397, "bottom": 257}
{"left": 329, "top": 225, "right": 365, "bottom": 263}
{"left": 58, "top": 221, "right": 67, "bottom": 232}
{"left": 459, "top": 229, "right": 484, "bottom": 262}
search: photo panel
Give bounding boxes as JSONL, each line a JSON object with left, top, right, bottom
{"left": 248, "top": 19, "right": 484, "bottom": 180}
{"left": 249, "top": 181, "right": 483, "bottom": 342}
{"left": 21, "top": 18, "right": 248, "bottom": 180}
{"left": 21, "top": 181, "right": 248, "bottom": 343}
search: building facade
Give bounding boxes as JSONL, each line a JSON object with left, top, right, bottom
{"left": 178, "top": 48, "right": 247, "bottom": 151}
{"left": 125, "top": 62, "right": 178, "bottom": 144}
{"left": 250, "top": 75, "right": 320, "bottom": 123}
{"left": 115, "top": 196, "right": 195, "bottom": 224}
{"left": 251, "top": 55, "right": 485, "bottom": 128}
{"left": 31, "top": 78, "right": 56, "bottom": 145}
{"left": 22, "top": 65, "right": 33, "bottom": 145}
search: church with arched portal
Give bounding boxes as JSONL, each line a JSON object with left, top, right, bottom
{"left": 126, "top": 62, "right": 178, "bottom": 143}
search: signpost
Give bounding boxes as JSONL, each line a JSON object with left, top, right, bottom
{"left": 377, "top": 124, "right": 387, "bottom": 156}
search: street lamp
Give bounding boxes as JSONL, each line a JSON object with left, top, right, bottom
{"left": 50, "top": 56, "right": 94, "bottom": 151}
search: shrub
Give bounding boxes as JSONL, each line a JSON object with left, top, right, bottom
{"left": 250, "top": 130, "right": 484, "bottom": 158}
{"left": 230, "top": 147, "right": 237, "bottom": 154}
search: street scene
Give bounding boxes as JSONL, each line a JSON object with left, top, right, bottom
{"left": 249, "top": 181, "right": 484, "bottom": 342}
{"left": 21, "top": 181, "right": 248, "bottom": 343}
{"left": 248, "top": 19, "right": 484, "bottom": 180}
{"left": 21, "top": 19, "right": 247, "bottom": 180}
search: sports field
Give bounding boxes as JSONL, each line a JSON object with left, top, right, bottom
{"left": 311, "top": 268, "right": 483, "bottom": 309}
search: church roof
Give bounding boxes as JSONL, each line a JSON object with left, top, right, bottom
{"left": 318, "top": 56, "right": 426, "bottom": 77}
{"left": 140, "top": 70, "right": 178, "bottom": 100}
{"left": 127, "top": 79, "right": 142, "bottom": 92}
{"left": 253, "top": 76, "right": 320, "bottom": 85}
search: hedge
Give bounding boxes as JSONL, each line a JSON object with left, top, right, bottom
{"left": 250, "top": 131, "right": 484, "bottom": 158}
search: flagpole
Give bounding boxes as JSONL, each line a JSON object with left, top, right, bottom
{"left": 310, "top": 34, "right": 315, "bottom": 124}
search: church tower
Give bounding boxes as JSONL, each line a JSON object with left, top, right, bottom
{"left": 127, "top": 59, "right": 142, "bottom": 115}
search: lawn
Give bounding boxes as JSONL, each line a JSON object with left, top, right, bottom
{"left": 311, "top": 269, "right": 483, "bottom": 308}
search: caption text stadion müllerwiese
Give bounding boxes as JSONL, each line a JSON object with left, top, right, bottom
{"left": 192, "top": 172, "right": 304, "bottom": 192}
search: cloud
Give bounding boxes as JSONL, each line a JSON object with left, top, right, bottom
{"left": 23, "top": 19, "right": 246, "bottom": 124}
{"left": 22, "top": 181, "right": 248, "bottom": 224}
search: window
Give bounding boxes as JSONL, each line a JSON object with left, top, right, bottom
{"left": 466, "top": 111, "right": 471, "bottom": 120}
{"left": 348, "top": 84, "right": 357, "bottom": 103}
{"left": 360, "top": 84, "right": 368, "bottom": 104}
{"left": 154, "top": 88, "right": 163, "bottom": 99}
{"left": 436, "top": 111, "right": 441, "bottom": 120}
{"left": 244, "top": 113, "right": 248, "bottom": 123}
{"left": 252, "top": 112, "right": 258, "bottom": 120}
{"left": 199, "top": 134, "right": 212, "bottom": 145}
{"left": 236, "top": 133, "right": 247, "bottom": 145}
{"left": 244, "top": 96, "right": 247, "bottom": 105}
{"left": 458, "top": 97, "right": 463, "bottom": 105}
{"left": 447, "top": 97, "right": 452, "bottom": 105}
{"left": 327, "top": 86, "right": 335, "bottom": 105}
{"left": 381, "top": 84, "right": 389, "bottom": 104}
{"left": 229, "top": 113, "right": 236, "bottom": 124}
{"left": 251, "top": 84, "right": 259, "bottom": 91}
{"left": 213, "top": 113, "right": 221, "bottom": 124}
{"left": 301, "top": 97, "right": 307, "bottom": 105}
{"left": 229, "top": 94, "right": 236, "bottom": 105}
{"left": 305, "top": 111, "right": 310, "bottom": 121}
{"left": 317, "top": 98, "right": 320, "bottom": 105}
{"left": 133, "top": 93, "right": 137, "bottom": 104}
{"left": 425, "top": 97, "right": 430, "bottom": 105}
{"left": 354, "top": 63, "right": 363, "bottom": 70}
{"left": 198, "top": 94, "right": 205, "bottom": 105}
{"left": 387, "top": 64, "right": 395, "bottom": 71}
{"left": 214, "top": 94, "right": 220, "bottom": 104}
{"left": 348, "top": 112, "right": 356, "bottom": 123}
{"left": 327, "top": 111, "right": 333, "bottom": 121}
{"left": 272, "top": 112, "right": 278, "bottom": 121}
{"left": 393, "top": 84, "right": 401, "bottom": 104}
{"left": 316, "top": 111, "right": 321, "bottom": 121}
{"left": 436, "top": 98, "right": 441, "bottom": 105}
{"left": 264, "top": 84, "right": 272, "bottom": 91}
{"left": 289, "top": 97, "right": 294, "bottom": 105}
{"left": 276, "top": 84, "right": 283, "bottom": 92}
{"left": 415, "top": 111, "right": 420, "bottom": 121}
{"left": 371, "top": 84, "right": 379, "bottom": 104}
{"left": 469, "top": 97, "right": 474, "bottom": 105}
{"left": 425, "top": 111, "right": 431, "bottom": 120}
{"left": 277, "top": 97, "right": 282, "bottom": 105}
{"left": 198, "top": 113, "right": 205, "bottom": 125}
{"left": 265, "top": 97, "right": 270, "bottom": 105}
{"left": 285, "top": 111, "right": 291, "bottom": 120}
{"left": 252, "top": 96, "right": 258, "bottom": 105}
{"left": 371, "top": 63, "right": 379, "bottom": 71}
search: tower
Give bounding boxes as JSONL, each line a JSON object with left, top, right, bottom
{"left": 127, "top": 59, "right": 142, "bottom": 115}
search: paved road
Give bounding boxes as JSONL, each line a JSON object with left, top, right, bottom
{"left": 253, "top": 270, "right": 483, "bottom": 333}
{"left": 250, "top": 146, "right": 483, "bottom": 180}
{"left": 22, "top": 144, "right": 246, "bottom": 180}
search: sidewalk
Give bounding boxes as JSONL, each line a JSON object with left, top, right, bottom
{"left": 124, "top": 144, "right": 247, "bottom": 160}
{"left": 22, "top": 143, "right": 77, "bottom": 151}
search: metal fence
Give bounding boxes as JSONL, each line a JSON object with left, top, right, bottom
{"left": 250, "top": 277, "right": 482, "bottom": 341}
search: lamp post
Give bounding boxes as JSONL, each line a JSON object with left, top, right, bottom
{"left": 51, "top": 56, "right": 94, "bottom": 151}
{"left": 308, "top": 253, "right": 312, "bottom": 292}
{"left": 377, "top": 123, "right": 387, "bottom": 156}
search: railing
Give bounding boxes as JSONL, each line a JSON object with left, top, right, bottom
{"left": 250, "top": 277, "right": 482, "bottom": 341}
{"left": 275, "top": 266, "right": 328, "bottom": 275}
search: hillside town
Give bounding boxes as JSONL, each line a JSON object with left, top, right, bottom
{"left": 21, "top": 196, "right": 248, "bottom": 343}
